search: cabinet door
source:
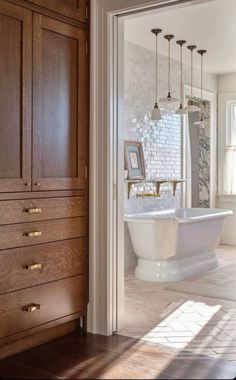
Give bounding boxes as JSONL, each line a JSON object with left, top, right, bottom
{"left": 33, "top": 14, "right": 88, "bottom": 191}
{"left": 0, "top": 1, "right": 32, "bottom": 193}
{"left": 32, "top": 0, "right": 87, "bottom": 23}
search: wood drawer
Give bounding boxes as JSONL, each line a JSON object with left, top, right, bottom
{"left": 0, "top": 239, "right": 85, "bottom": 294}
{"left": 0, "top": 276, "right": 85, "bottom": 339}
{"left": 0, "top": 197, "right": 86, "bottom": 225}
{"left": 0, "top": 218, "right": 86, "bottom": 250}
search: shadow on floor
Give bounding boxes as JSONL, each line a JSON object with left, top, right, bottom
{"left": 0, "top": 333, "right": 235, "bottom": 379}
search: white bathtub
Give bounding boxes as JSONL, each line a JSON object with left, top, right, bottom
{"left": 125, "top": 208, "right": 233, "bottom": 283}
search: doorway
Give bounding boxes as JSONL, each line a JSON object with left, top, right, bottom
{"left": 115, "top": 0, "right": 218, "bottom": 335}
{"left": 90, "top": 0, "right": 207, "bottom": 338}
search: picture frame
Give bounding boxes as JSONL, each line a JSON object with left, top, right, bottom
{"left": 124, "top": 141, "right": 146, "bottom": 180}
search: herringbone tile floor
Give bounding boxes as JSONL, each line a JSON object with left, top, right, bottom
{"left": 120, "top": 246, "right": 236, "bottom": 362}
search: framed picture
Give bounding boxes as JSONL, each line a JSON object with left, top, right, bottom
{"left": 124, "top": 141, "right": 146, "bottom": 180}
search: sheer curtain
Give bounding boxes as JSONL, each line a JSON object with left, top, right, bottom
{"left": 224, "top": 103, "right": 236, "bottom": 194}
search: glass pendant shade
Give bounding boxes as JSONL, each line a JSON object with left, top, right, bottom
{"left": 194, "top": 49, "right": 207, "bottom": 127}
{"left": 151, "top": 28, "right": 162, "bottom": 121}
{"left": 160, "top": 92, "right": 179, "bottom": 103}
{"left": 175, "top": 40, "right": 187, "bottom": 116}
{"left": 184, "top": 45, "right": 201, "bottom": 113}
{"left": 160, "top": 35, "right": 179, "bottom": 104}
{"left": 152, "top": 102, "right": 161, "bottom": 120}
{"left": 187, "top": 103, "right": 201, "bottom": 112}
{"left": 194, "top": 115, "right": 205, "bottom": 127}
{"left": 176, "top": 103, "right": 188, "bottom": 115}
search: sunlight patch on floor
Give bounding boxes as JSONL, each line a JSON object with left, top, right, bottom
{"left": 141, "top": 301, "right": 222, "bottom": 350}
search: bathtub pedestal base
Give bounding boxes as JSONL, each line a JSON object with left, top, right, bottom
{"left": 135, "top": 251, "right": 218, "bottom": 283}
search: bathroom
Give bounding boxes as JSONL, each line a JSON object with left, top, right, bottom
{"left": 2, "top": 0, "right": 236, "bottom": 378}
{"left": 119, "top": 0, "right": 236, "bottom": 361}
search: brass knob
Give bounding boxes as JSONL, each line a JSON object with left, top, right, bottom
{"left": 24, "top": 183, "right": 30, "bottom": 187}
{"left": 23, "top": 304, "right": 41, "bottom": 313}
{"left": 24, "top": 231, "right": 42, "bottom": 238}
{"left": 34, "top": 182, "right": 40, "bottom": 187}
{"left": 24, "top": 263, "right": 42, "bottom": 271}
{"left": 25, "top": 208, "right": 42, "bottom": 214}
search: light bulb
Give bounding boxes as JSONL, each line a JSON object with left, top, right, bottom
{"left": 151, "top": 103, "right": 161, "bottom": 121}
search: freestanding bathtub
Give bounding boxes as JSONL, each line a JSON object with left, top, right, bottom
{"left": 125, "top": 208, "right": 233, "bottom": 283}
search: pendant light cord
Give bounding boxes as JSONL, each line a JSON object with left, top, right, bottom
{"left": 199, "top": 50, "right": 207, "bottom": 119}
{"left": 201, "top": 54, "right": 203, "bottom": 101}
{"left": 191, "top": 51, "right": 193, "bottom": 97}
{"left": 177, "top": 40, "right": 186, "bottom": 107}
{"left": 168, "top": 40, "right": 171, "bottom": 94}
{"left": 155, "top": 35, "right": 158, "bottom": 102}
{"left": 180, "top": 45, "right": 183, "bottom": 104}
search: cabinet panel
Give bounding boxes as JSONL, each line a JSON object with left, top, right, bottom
{"left": 0, "top": 217, "right": 86, "bottom": 250}
{"left": 0, "top": 1, "right": 32, "bottom": 192}
{"left": 33, "top": 14, "right": 88, "bottom": 191}
{"left": 32, "top": 0, "right": 87, "bottom": 22}
{"left": 0, "top": 275, "right": 85, "bottom": 339}
{"left": 0, "top": 239, "right": 85, "bottom": 294}
{"left": 0, "top": 196, "right": 86, "bottom": 225}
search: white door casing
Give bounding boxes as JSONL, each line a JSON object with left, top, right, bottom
{"left": 89, "top": 0, "right": 215, "bottom": 336}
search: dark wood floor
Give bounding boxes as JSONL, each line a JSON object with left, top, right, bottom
{"left": 0, "top": 332, "right": 235, "bottom": 379}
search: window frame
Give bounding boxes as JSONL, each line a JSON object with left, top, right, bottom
{"left": 218, "top": 93, "right": 236, "bottom": 195}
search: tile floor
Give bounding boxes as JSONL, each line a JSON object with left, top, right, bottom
{"left": 119, "top": 245, "right": 236, "bottom": 363}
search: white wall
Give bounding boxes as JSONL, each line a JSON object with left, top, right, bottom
{"left": 217, "top": 73, "right": 236, "bottom": 245}
{"left": 218, "top": 73, "right": 236, "bottom": 93}
{"left": 217, "top": 195, "right": 236, "bottom": 245}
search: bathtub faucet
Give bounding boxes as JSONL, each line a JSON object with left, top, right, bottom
{"left": 136, "top": 193, "right": 161, "bottom": 199}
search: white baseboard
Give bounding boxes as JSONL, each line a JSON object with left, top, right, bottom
{"left": 220, "top": 232, "right": 236, "bottom": 246}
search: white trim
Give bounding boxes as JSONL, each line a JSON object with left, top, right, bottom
{"left": 183, "top": 113, "right": 191, "bottom": 208}
{"left": 218, "top": 92, "right": 236, "bottom": 195}
{"left": 89, "top": 0, "right": 215, "bottom": 336}
{"left": 117, "top": 18, "right": 125, "bottom": 332}
{"left": 184, "top": 84, "right": 217, "bottom": 208}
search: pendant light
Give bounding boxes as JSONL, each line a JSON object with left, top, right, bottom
{"left": 160, "top": 35, "right": 179, "bottom": 104}
{"left": 176, "top": 40, "right": 187, "bottom": 115}
{"left": 185, "top": 45, "right": 201, "bottom": 113}
{"left": 151, "top": 28, "right": 162, "bottom": 121}
{"left": 194, "top": 50, "right": 207, "bottom": 127}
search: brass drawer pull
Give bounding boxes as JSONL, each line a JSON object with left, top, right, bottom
{"left": 23, "top": 304, "right": 41, "bottom": 313}
{"left": 24, "top": 231, "right": 42, "bottom": 238}
{"left": 25, "top": 208, "right": 42, "bottom": 214}
{"left": 24, "top": 263, "right": 42, "bottom": 271}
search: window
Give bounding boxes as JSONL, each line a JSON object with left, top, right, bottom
{"left": 219, "top": 94, "right": 236, "bottom": 194}
{"left": 224, "top": 101, "right": 236, "bottom": 194}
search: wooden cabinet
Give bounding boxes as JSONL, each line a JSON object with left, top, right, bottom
{"left": 0, "top": 2, "right": 32, "bottom": 193}
{"left": 33, "top": 15, "right": 88, "bottom": 191}
{"left": 0, "top": 4, "right": 88, "bottom": 194}
{"left": 32, "top": 0, "right": 87, "bottom": 22}
{"left": 0, "top": 0, "right": 89, "bottom": 358}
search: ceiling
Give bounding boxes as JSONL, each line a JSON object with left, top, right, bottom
{"left": 124, "top": 0, "right": 236, "bottom": 75}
